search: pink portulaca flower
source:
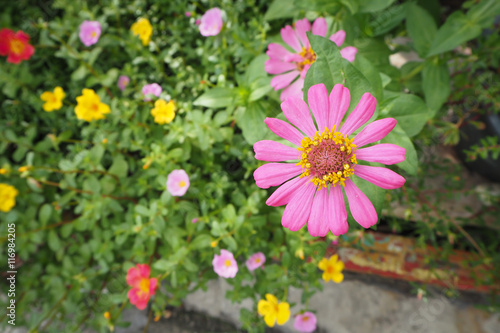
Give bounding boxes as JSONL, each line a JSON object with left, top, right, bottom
{"left": 142, "top": 83, "right": 162, "bottom": 101}
{"left": 126, "top": 264, "right": 158, "bottom": 310}
{"left": 79, "top": 21, "right": 101, "bottom": 47}
{"left": 199, "top": 8, "right": 223, "bottom": 36}
{"left": 118, "top": 75, "right": 130, "bottom": 91}
{"left": 212, "top": 249, "right": 238, "bottom": 278}
{"left": 294, "top": 312, "right": 317, "bottom": 333}
{"left": 166, "top": 169, "right": 190, "bottom": 196}
{"left": 246, "top": 252, "right": 265, "bottom": 271}
{"left": 266, "top": 17, "right": 357, "bottom": 101}
{"left": 253, "top": 83, "right": 406, "bottom": 237}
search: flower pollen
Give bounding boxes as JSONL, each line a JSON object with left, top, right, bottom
{"left": 10, "top": 40, "right": 25, "bottom": 54}
{"left": 297, "top": 46, "right": 316, "bottom": 71}
{"left": 297, "top": 126, "right": 357, "bottom": 189}
{"left": 224, "top": 259, "right": 232, "bottom": 267}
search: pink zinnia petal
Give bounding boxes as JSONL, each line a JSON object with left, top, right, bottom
{"left": 265, "top": 59, "right": 297, "bottom": 75}
{"left": 281, "top": 97, "right": 317, "bottom": 137}
{"left": 352, "top": 118, "right": 397, "bottom": 147}
{"left": 353, "top": 165, "right": 406, "bottom": 189}
{"left": 340, "top": 46, "right": 358, "bottom": 62}
{"left": 340, "top": 92, "right": 377, "bottom": 136}
{"left": 329, "top": 30, "right": 346, "bottom": 47}
{"left": 264, "top": 117, "right": 304, "bottom": 146}
{"left": 281, "top": 25, "right": 302, "bottom": 52}
{"left": 254, "top": 163, "right": 302, "bottom": 189}
{"left": 344, "top": 179, "right": 377, "bottom": 228}
{"left": 266, "top": 176, "right": 310, "bottom": 207}
{"left": 282, "top": 181, "right": 316, "bottom": 231}
{"left": 254, "top": 140, "right": 300, "bottom": 162}
{"left": 312, "top": 17, "right": 327, "bottom": 37}
{"left": 294, "top": 18, "right": 311, "bottom": 47}
{"left": 308, "top": 188, "right": 330, "bottom": 237}
{"left": 267, "top": 43, "right": 293, "bottom": 61}
{"left": 355, "top": 143, "right": 406, "bottom": 165}
{"left": 308, "top": 83, "right": 329, "bottom": 131}
{"left": 280, "top": 74, "right": 305, "bottom": 101}
{"left": 271, "top": 70, "right": 300, "bottom": 90}
{"left": 329, "top": 185, "right": 348, "bottom": 235}
{"left": 329, "top": 83, "right": 351, "bottom": 129}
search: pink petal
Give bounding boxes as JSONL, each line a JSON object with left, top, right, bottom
{"left": 354, "top": 165, "right": 406, "bottom": 189}
{"left": 138, "top": 264, "right": 150, "bottom": 278}
{"left": 254, "top": 163, "right": 303, "bottom": 189}
{"left": 344, "top": 179, "right": 378, "bottom": 228}
{"left": 149, "top": 278, "right": 158, "bottom": 294}
{"left": 312, "top": 17, "right": 327, "bottom": 36}
{"left": 329, "top": 30, "right": 346, "bottom": 47}
{"left": 266, "top": 176, "right": 310, "bottom": 207}
{"left": 282, "top": 181, "right": 316, "bottom": 231}
{"left": 340, "top": 46, "right": 358, "bottom": 62}
{"left": 280, "top": 77, "right": 304, "bottom": 101}
{"left": 271, "top": 70, "right": 300, "bottom": 90}
{"left": 135, "top": 297, "right": 149, "bottom": 310}
{"left": 329, "top": 185, "right": 348, "bottom": 235}
{"left": 126, "top": 267, "right": 142, "bottom": 287}
{"left": 267, "top": 43, "right": 293, "bottom": 61}
{"left": 254, "top": 140, "right": 300, "bottom": 161}
{"left": 281, "top": 96, "right": 317, "bottom": 137}
{"left": 294, "top": 18, "right": 311, "bottom": 47}
{"left": 308, "top": 83, "right": 330, "bottom": 131}
{"left": 352, "top": 118, "right": 397, "bottom": 147}
{"left": 284, "top": 53, "right": 303, "bottom": 62}
{"left": 265, "top": 59, "right": 297, "bottom": 75}
{"left": 329, "top": 84, "right": 351, "bottom": 129}
{"left": 308, "top": 188, "right": 330, "bottom": 237}
{"left": 355, "top": 143, "right": 406, "bottom": 165}
{"left": 340, "top": 93, "right": 377, "bottom": 136}
{"left": 265, "top": 117, "right": 304, "bottom": 146}
{"left": 281, "top": 25, "right": 302, "bottom": 52}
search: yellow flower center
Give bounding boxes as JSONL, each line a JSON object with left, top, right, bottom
{"left": 91, "top": 31, "right": 97, "bottom": 38}
{"left": 139, "top": 278, "right": 150, "bottom": 294}
{"left": 224, "top": 259, "right": 232, "bottom": 267}
{"left": 297, "top": 46, "right": 316, "bottom": 71}
{"left": 303, "top": 316, "right": 309, "bottom": 321}
{"left": 297, "top": 126, "right": 357, "bottom": 189}
{"left": 10, "top": 39, "right": 25, "bottom": 55}
{"left": 255, "top": 258, "right": 260, "bottom": 263}
{"left": 179, "top": 180, "right": 186, "bottom": 187}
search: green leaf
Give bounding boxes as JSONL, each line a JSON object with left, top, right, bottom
{"left": 264, "top": 0, "right": 296, "bottom": 21}
{"left": 71, "top": 65, "right": 88, "bottom": 81}
{"left": 381, "top": 124, "right": 418, "bottom": 176}
{"left": 108, "top": 155, "right": 129, "bottom": 178}
{"left": 193, "top": 87, "right": 237, "bottom": 108}
{"left": 48, "top": 230, "right": 61, "bottom": 251}
{"left": 189, "top": 234, "right": 211, "bottom": 250}
{"left": 381, "top": 91, "right": 431, "bottom": 137}
{"left": 422, "top": 61, "right": 450, "bottom": 113}
{"left": 101, "top": 68, "right": 119, "bottom": 87}
{"left": 135, "top": 205, "right": 150, "bottom": 216}
{"left": 426, "top": 11, "right": 482, "bottom": 57}
{"left": 39, "top": 204, "right": 52, "bottom": 225}
{"left": 352, "top": 55, "right": 383, "bottom": 101}
{"left": 153, "top": 259, "right": 176, "bottom": 272}
{"left": 405, "top": 3, "right": 437, "bottom": 57}
{"left": 358, "top": 0, "right": 396, "bottom": 12}
{"left": 467, "top": 0, "right": 500, "bottom": 28}
{"left": 249, "top": 76, "right": 272, "bottom": 102}
{"left": 236, "top": 102, "right": 269, "bottom": 145}
{"left": 369, "top": 4, "right": 405, "bottom": 36}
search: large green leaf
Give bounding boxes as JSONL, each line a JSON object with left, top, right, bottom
{"left": 358, "top": 0, "right": 397, "bottom": 13}
{"left": 352, "top": 55, "right": 383, "bottom": 101}
{"left": 405, "top": 2, "right": 437, "bottom": 57}
{"left": 235, "top": 101, "right": 269, "bottom": 145}
{"left": 422, "top": 61, "right": 450, "bottom": 114}
{"left": 264, "top": 0, "right": 297, "bottom": 21}
{"left": 467, "top": 0, "right": 500, "bottom": 28}
{"left": 369, "top": 4, "right": 406, "bottom": 36}
{"left": 381, "top": 124, "right": 418, "bottom": 176}
{"left": 380, "top": 91, "right": 431, "bottom": 137}
{"left": 193, "top": 87, "right": 237, "bottom": 108}
{"left": 426, "top": 11, "right": 482, "bottom": 57}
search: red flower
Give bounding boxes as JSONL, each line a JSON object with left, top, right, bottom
{"left": 0, "top": 28, "right": 35, "bottom": 64}
{"left": 126, "top": 264, "right": 158, "bottom": 310}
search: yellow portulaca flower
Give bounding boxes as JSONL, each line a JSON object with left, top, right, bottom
{"left": 151, "top": 100, "right": 175, "bottom": 124}
{"left": 257, "top": 294, "right": 290, "bottom": 327}
{"left": 75, "top": 89, "right": 110, "bottom": 122}
{"left": 0, "top": 183, "right": 19, "bottom": 212}
{"left": 18, "top": 166, "right": 30, "bottom": 173}
{"left": 0, "top": 168, "right": 8, "bottom": 175}
{"left": 40, "top": 86, "right": 65, "bottom": 112}
{"left": 318, "top": 254, "right": 344, "bottom": 283}
{"left": 131, "top": 18, "right": 153, "bottom": 46}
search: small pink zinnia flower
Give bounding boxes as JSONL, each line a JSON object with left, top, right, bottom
{"left": 265, "top": 17, "right": 358, "bottom": 101}
{"left": 294, "top": 312, "right": 317, "bottom": 333}
{"left": 166, "top": 169, "right": 190, "bottom": 196}
{"left": 195, "top": 19, "right": 201, "bottom": 26}
{"left": 79, "top": 20, "right": 101, "bottom": 47}
{"left": 212, "top": 249, "right": 238, "bottom": 278}
{"left": 142, "top": 83, "right": 162, "bottom": 101}
{"left": 126, "top": 264, "right": 158, "bottom": 310}
{"left": 253, "top": 83, "right": 406, "bottom": 237}
{"left": 199, "top": 8, "right": 223, "bottom": 36}
{"left": 185, "top": 11, "right": 192, "bottom": 17}
{"left": 191, "top": 218, "right": 199, "bottom": 223}
{"left": 246, "top": 252, "right": 266, "bottom": 271}
{"left": 118, "top": 75, "right": 130, "bottom": 91}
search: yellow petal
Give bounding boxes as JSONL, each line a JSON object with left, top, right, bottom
{"left": 257, "top": 300, "right": 270, "bottom": 316}
{"left": 276, "top": 302, "right": 290, "bottom": 325}
{"left": 332, "top": 272, "right": 344, "bottom": 283}
{"left": 265, "top": 294, "right": 278, "bottom": 306}
{"left": 264, "top": 312, "right": 276, "bottom": 327}
{"left": 40, "top": 91, "right": 52, "bottom": 102}
{"left": 54, "top": 86, "right": 65, "bottom": 100}
{"left": 322, "top": 272, "right": 331, "bottom": 282}
{"left": 318, "top": 258, "right": 328, "bottom": 270}
{"left": 334, "top": 260, "right": 345, "bottom": 271}
{"left": 329, "top": 254, "right": 339, "bottom": 264}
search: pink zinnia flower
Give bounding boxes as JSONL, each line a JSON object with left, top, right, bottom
{"left": 199, "top": 8, "right": 223, "bottom": 36}
{"left": 126, "top": 264, "right": 158, "bottom": 310}
{"left": 79, "top": 20, "right": 101, "bottom": 47}
{"left": 142, "top": 83, "right": 162, "bottom": 101}
{"left": 166, "top": 169, "right": 190, "bottom": 196}
{"left": 253, "top": 83, "right": 406, "bottom": 237}
{"left": 212, "top": 249, "right": 238, "bottom": 278}
{"left": 246, "top": 252, "right": 266, "bottom": 271}
{"left": 118, "top": 75, "right": 130, "bottom": 91}
{"left": 294, "top": 312, "right": 317, "bottom": 333}
{"left": 265, "top": 17, "right": 358, "bottom": 101}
